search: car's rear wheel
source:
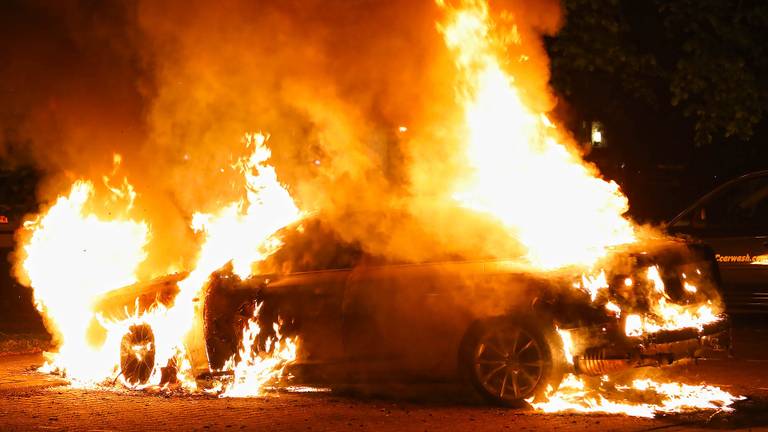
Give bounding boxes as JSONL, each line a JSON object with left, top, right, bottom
{"left": 120, "top": 323, "right": 156, "bottom": 385}
{"left": 460, "top": 316, "right": 564, "bottom": 407}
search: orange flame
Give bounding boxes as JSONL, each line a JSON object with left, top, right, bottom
{"left": 17, "top": 133, "right": 301, "bottom": 393}
{"left": 533, "top": 374, "right": 744, "bottom": 418}
{"left": 13, "top": 0, "right": 739, "bottom": 414}
{"left": 624, "top": 266, "right": 719, "bottom": 337}
{"left": 439, "top": 0, "right": 635, "bottom": 269}
{"left": 19, "top": 180, "right": 149, "bottom": 384}
{"left": 218, "top": 303, "right": 297, "bottom": 398}
{"left": 438, "top": 0, "right": 737, "bottom": 415}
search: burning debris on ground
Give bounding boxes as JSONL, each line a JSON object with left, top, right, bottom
{"left": 0, "top": 0, "right": 758, "bottom": 427}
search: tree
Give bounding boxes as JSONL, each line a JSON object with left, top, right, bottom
{"left": 548, "top": 0, "right": 768, "bottom": 146}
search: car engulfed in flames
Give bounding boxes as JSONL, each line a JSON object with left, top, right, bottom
{"left": 90, "top": 223, "right": 731, "bottom": 408}
{"left": 9, "top": 0, "right": 745, "bottom": 418}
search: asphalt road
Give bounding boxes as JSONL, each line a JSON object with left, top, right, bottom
{"left": 1, "top": 326, "right": 768, "bottom": 431}
{"left": 0, "top": 363, "right": 765, "bottom": 430}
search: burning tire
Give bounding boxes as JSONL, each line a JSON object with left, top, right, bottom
{"left": 120, "top": 323, "right": 156, "bottom": 385}
{"left": 460, "top": 316, "right": 564, "bottom": 407}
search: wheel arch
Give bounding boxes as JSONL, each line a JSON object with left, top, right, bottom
{"left": 457, "top": 312, "right": 566, "bottom": 406}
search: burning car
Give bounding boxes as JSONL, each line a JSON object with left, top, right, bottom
{"left": 92, "top": 219, "right": 730, "bottom": 406}
{"left": 10, "top": 0, "right": 742, "bottom": 415}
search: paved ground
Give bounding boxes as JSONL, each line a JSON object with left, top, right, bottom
{"left": 1, "top": 327, "right": 768, "bottom": 431}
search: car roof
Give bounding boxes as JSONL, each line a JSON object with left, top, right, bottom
{"left": 668, "top": 170, "right": 768, "bottom": 226}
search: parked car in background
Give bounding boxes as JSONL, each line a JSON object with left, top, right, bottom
{"left": 0, "top": 204, "right": 13, "bottom": 249}
{"left": 0, "top": 168, "right": 45, "bottom": 333}
{"left": 669, "top": 170, "right": 768, "bottom": 314}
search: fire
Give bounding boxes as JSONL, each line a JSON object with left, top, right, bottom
{"left": 16, "top": 133, "right": 301, "bottom": 393}
{"left": 17, "top": 180, "right": 149, "bottom": 384}
{"left": 184, "top": 133, "right": 300, "bottom": 284}
{"left": 161, "top": 132, "right": 301, "bottom": 387}
{"left": 533, "top": 374, "right": 743, "bottom": 418}
{"left": 574, "top": 265, "right": 720, "bottom": 338}
{"left": 624, "top": 266, "right": 719, "bottom": 336}
{"left": 542, "top": 325, "right": 743, "bottom": 417}
{"left": 556, "top": 328, "right": 574, "bottom": 365}
{"left": 576, "top": 270, "right": 608, "bottom": 301}
{"left": 438, "top": 0, "right": 738, "bottom": 416}
{"left": 438, "top": 0, "right": 635, "bottom": 269}
{"left": 218, "top": 303, "right": 297, "bottom": 398}
{"left": 9, "top": 0, "right": 741, "bottom": 416}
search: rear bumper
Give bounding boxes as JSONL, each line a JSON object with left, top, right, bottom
{"left": 574, "top": 315, "right": 731, "bottom": 376}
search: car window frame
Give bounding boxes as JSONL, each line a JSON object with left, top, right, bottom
{"left": 670, "top": 172, "right": 768, "bottom": 238}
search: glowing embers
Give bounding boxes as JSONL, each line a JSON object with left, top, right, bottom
{"left": 533, "top": 374, "right": 744, "bottom": 418}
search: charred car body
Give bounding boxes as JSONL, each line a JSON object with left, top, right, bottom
{"left": 95, "top": 222, "right": 730, "bottom": 406}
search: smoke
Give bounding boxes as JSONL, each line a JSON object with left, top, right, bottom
{"left": 3, "top": 0, "right": 566, "bottom": 275}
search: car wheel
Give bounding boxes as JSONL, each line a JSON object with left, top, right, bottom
{"left": 459, "top": 316, "right": 564, "bottom": 407}
{"left": 120, "top": 323, "right": 156, "bottom": 385}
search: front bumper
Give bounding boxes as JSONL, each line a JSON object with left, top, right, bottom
{"left": 573, "top": 315, "right": 731, "bottom": 376}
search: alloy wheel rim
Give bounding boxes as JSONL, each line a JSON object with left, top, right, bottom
{"left": 473, "top": 326, "right": 546, "bottom": 401}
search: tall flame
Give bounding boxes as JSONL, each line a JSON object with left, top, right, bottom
{"left": 18, "top": 180, "right": 149, "bottom": 383}
{"left": 439, "top": 0, "right": 739, "bottom": 416}
{"left": 439, "top": 0, "right": 635, "bottom": 269}
{"left": 16, "top": 133, "right": 301, "bottom": 393}
{"left": 166, "top": 132, "right": 302, "bottom": 380}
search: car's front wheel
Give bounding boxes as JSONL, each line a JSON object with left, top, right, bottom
{"left": 119, "top": 323, "right": 156, "bottom": 385}
{"left": 459, "top": 316, "right": 564, "bottom": 407}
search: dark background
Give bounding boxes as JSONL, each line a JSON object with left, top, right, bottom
{"left": 2, "top": 0, "right": 768, "bottom": 332}
{"left": 548, "top": 0, "right": 768, "bottom": 222}
{"left": 0, "top": 169, "right": 44, "bottom": 333}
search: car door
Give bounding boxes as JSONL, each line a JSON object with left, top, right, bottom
{"left": 669, "top": 173, "right": 768, "bottom": 313}
{"left": 341, "top": 262, "right": 475, "bottom": 379}
{"left": 262, "top": 269, "right": 351, "bottom": 364}
{"left": 256, "top": 219, "right": 364, "bottom": 366}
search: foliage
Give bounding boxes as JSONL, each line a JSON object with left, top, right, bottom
{"left": 548, "top": 0, "right": 768, "bottom": 146}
